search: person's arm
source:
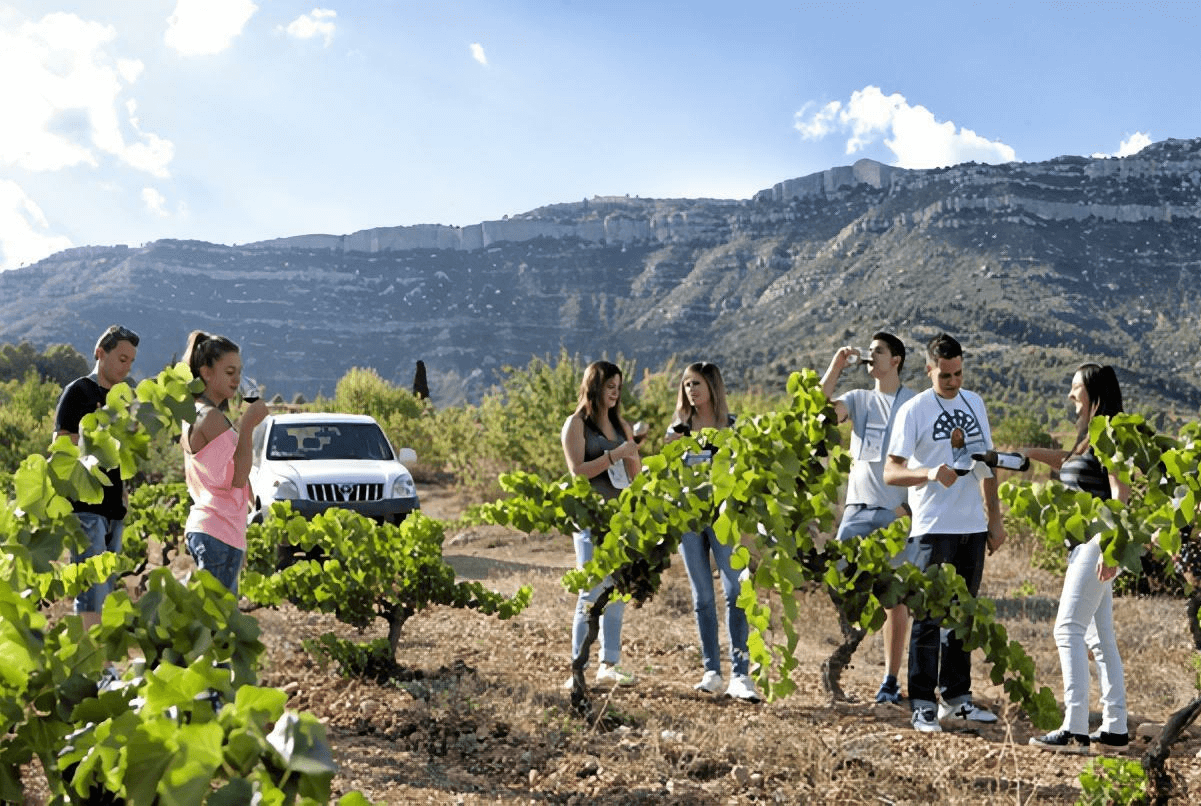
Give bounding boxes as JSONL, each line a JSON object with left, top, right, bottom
{"left": 231, "top": 400, "right": 269, "bottom": 488}
{"left": 1024, "top": 446, "right": 1070, "bottom": 470}
{"left": 52, "top": 384, "right": 85, "bottom": 445}
{"left": 819, "top": 349, "right": 853, "bottom": 423}
{"left": 619, "top": 419, "right": 642, "bottom": 478}
{"left": 561, "top": 414, "right": 619, "bottom": 479}
{"left": 982, "top": 473, "right": 1006, "bottom": 554}
{"left": 884, "top": 455, "right": 957, "bottom": 488}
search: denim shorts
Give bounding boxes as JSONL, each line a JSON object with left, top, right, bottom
{"left": 72, "top": 512, "right": 124, "bottom": 614}
{"left": 185, "top": 532, "right": 245, "bottom": 596}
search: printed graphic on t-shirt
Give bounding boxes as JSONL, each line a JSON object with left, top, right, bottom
{"left": 931, "top": 407, "right": 985, "bottom": 471}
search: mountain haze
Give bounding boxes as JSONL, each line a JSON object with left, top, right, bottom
{"left": 2, "top": 138, "right": 1200, "bottom": 422}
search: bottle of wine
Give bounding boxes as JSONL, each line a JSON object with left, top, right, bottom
{"left": 971, "top": 450, "right": 1030, "bottom": 472}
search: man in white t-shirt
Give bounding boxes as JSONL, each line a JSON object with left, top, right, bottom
{"left": 884, "top": 333, "right": 1006, "bottom": 733}
{"left": 820, "top": 331, "right": 915, "bottom": 705}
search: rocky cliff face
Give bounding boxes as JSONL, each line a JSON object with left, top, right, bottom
{"left": 2, "top": 139, "right": 1200, "bottom": 414}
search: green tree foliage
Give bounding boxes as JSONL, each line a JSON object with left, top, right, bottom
{"left": 0, "top": 340, "right": 88, "bottom": 385}
{"left": 480, "top": 370, "right": 1059, "bottom": 727}
{"left": 991, "top": 410, "right": 1058, "bottom": 450}
{"left": 242, "top": 507, "right": 532, "bottom": 666}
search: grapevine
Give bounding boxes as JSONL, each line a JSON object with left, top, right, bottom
{"left": 481, "top": 369, "right": 1059, "bottom": 727}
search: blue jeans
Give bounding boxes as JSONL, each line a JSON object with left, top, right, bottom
{"left": 186, "top": 532, "right": 245, "bottom": 596}
{"left": 680, "top": 527, "right": 750, "bottom": 676}
{"left": 571, "top": 529, "right": 625, "bottom": 665}
{"left": 1055, "top": 538, "right": 1127, "bottom": 735}
{"left": 836, "top": 505, "right": 909, "bottom": 568}
{"left": 72, "top": 513, "right": 124, "bottom": 614}
{"left": 906, "top": 531, "right": 987, "bottom": 707}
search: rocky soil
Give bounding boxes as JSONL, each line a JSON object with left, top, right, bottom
{"left": 247, "top": 485, "right": 1201, "bottom": 805}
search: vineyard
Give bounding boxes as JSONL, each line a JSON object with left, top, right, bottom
{"left": 5, "top": 357, "right": 1201, "bottom": 803}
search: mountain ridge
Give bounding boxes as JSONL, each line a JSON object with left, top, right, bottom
{"left": 2, "top": 139, "right": 1200, "bottom": 422}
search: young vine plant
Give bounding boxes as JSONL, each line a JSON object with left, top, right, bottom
{"left": 1, "top": 362, "right": 371, "bottom": 805}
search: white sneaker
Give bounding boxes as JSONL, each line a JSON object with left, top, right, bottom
{"left": 595, "top": 663, "right": 635, "bottom": 686}
{"left": 938, "top": 699, "right": 997, "bottom": 723}
{"left": 694, "top": 670, "right": 724, "bottom": 694}
{"left": 725, "top": 673, "right": 762, "bottom": 703}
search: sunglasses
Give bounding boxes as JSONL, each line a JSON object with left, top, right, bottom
{"left": 97, "top": 325, "right": 140, "bottom": 351}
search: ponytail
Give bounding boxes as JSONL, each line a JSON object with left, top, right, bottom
{"left": 183, "top": 330, "right": 239, "bottom": 390}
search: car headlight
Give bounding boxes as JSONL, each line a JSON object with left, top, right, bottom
{"left": 274, "top": 480, "right": 299, "bottom": 499}
{"left": 390, "top": 475, "right": 416, "bottom": 498}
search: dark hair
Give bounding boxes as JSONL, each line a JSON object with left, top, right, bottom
{"left": 576, "top": 360, "right": 623, "bottom": 432}
{"left": 183, "top": 330, "right": 240, "bottom": 389}
{"left": 1074, "top": 363, "right": 1123, "bottom": 453}
{"left": 926, "top": 332, "right": 963, "bottom": 366}
{"left": 675, "top": 362, "right": 730, "bottom": 427}
{"left": 96, "top": 325, "right": 139, "bottom": 353}
{"left": 872, "top": 331, "right": 906, "bottom": 372}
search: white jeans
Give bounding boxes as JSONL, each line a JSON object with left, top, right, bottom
{"left": 1054, "top": 537, "right": 1127, "bottom": 735}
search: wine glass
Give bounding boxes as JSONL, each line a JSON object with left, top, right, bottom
{"left": 238, "top": 375, "right": 261, "bottom": 404}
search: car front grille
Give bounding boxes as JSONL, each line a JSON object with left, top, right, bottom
{"left": 306, "top": 483, "right": 384, "bottom": 502}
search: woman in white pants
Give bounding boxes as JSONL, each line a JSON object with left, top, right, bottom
{"left": 1026, "top": 363, "right": 1129, "bottom": 753}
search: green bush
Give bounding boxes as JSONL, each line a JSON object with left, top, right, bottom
{"left": 0, "top": 370, "right": 60, "bottom": 473}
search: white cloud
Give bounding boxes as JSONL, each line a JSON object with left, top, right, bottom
{"left": 470, "top": 42, "right": 487, "bottom": 66}
{"left": 1091, "top": 132, "right": 1153, "bottom": 159}
{"left": 0, "top": 12, "right": 174, "bottom": 177}
{"left": 795, "top": 86, "right": 1016, "bottom": 169}
{"left": 165, "top": 0, "right": 257, "bottom": 56}
{"left": 0, "top": 180, "right": 72, "bottom": 271}
{"left": 282, "top": 8, "right": 337, "bottom": 46}
{"left": 142, "top": 187, "right": 169, "bottom": 217}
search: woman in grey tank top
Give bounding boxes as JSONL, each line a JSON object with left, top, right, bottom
{"left": 560, "top": 361, "right": 641, "bottom": 687}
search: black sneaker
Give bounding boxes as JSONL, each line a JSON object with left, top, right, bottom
{"left": 1089, "top": 730, "right": 1129, "bottom": 748}
{"left": 875, "top": 680, "right": 901, "bottom": 704}
{"left": 1029, "top": 729, "right": 1090, "bottom": 754}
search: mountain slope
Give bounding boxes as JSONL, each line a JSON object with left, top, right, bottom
{"left": 1, "top": 139, "right": 1199, "bottom": 420}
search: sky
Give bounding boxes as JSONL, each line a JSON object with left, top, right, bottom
{"left": 1, "top": 0, "right": 1199, "bottom": 271}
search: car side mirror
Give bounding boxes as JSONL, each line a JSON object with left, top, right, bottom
{"left": 396, "top": 447, "right": 417, "bottom": 464}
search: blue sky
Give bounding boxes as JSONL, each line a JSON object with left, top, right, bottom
{"left": 1, "top": 0, "right": 1198, "bottom": 270}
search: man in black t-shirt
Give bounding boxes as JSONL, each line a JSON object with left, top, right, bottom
{"left": 53, "top": 325, "right": 140, "bottom": 629}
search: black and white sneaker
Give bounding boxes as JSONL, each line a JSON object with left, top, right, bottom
{"left": 1029, "top": 730, "right": 1091, "bottom": 754}
{"left": 1089, "top": 730, "right": 1129, "bottom": 748}
{"left": 911, "top": 707, "right": 942, "bottom": 733}
{"left": 938, "top": 699, "right": 998, "bottom": 723}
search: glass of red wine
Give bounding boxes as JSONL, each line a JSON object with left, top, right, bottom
{"left": 238, "top": 375, "right": 261, "bottom": 404}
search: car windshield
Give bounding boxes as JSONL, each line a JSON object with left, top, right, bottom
{"left": 266, "top": 423, "right": 395, "bottom": 461}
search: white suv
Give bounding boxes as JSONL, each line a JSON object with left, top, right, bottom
{"left": 249, "top": 412, "right": 419, "bottom": 524}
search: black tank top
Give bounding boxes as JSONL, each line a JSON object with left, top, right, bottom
{"left": 1059, "top": 449, "right": 1111, "bottom": 500}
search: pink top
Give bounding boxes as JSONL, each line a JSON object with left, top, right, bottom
{"left": 184, "top": 426, "right": 250, "bottom": 550}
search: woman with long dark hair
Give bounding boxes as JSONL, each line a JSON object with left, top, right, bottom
{"left": 181, "top": 331, "right": 268, "bottom": 595}
{"left": 560, "top": 360, "right": 641, "bottom": 686}
{"left": 1026, "top": 363, "right": 1129, "bottom": 752}
{"left": 665, "top": 362, "right": 760, "bottom": 702}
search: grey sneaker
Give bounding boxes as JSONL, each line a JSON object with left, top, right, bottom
{"left": 694, "top": 670, "right": 724, "bottom": 694}
{"left": 1029, "top": 729, "right": 1091, "bottom": 754}
{"left": 938, "top": 699, "right": 997, "bottom": 723}
{"left": 911, "top": 707, "right": 942, "bottom": 732}
{"left": 595, "top": 663, "right": 635, "bottom": 686}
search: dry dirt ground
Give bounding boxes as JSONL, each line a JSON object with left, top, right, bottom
{"left": 24, "top": 484, "right": 1201, "bottom": 805}
{"left": 249, "top": 484, "right": 1201, "bottom": 805}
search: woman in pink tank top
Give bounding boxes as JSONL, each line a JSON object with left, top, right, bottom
{"left": 181, "top": 330, "right": 269, "bottom": 595}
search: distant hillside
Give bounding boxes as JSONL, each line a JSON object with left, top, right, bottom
{"left": 2, "top": 138, "right": 1199, "bottom": 425}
